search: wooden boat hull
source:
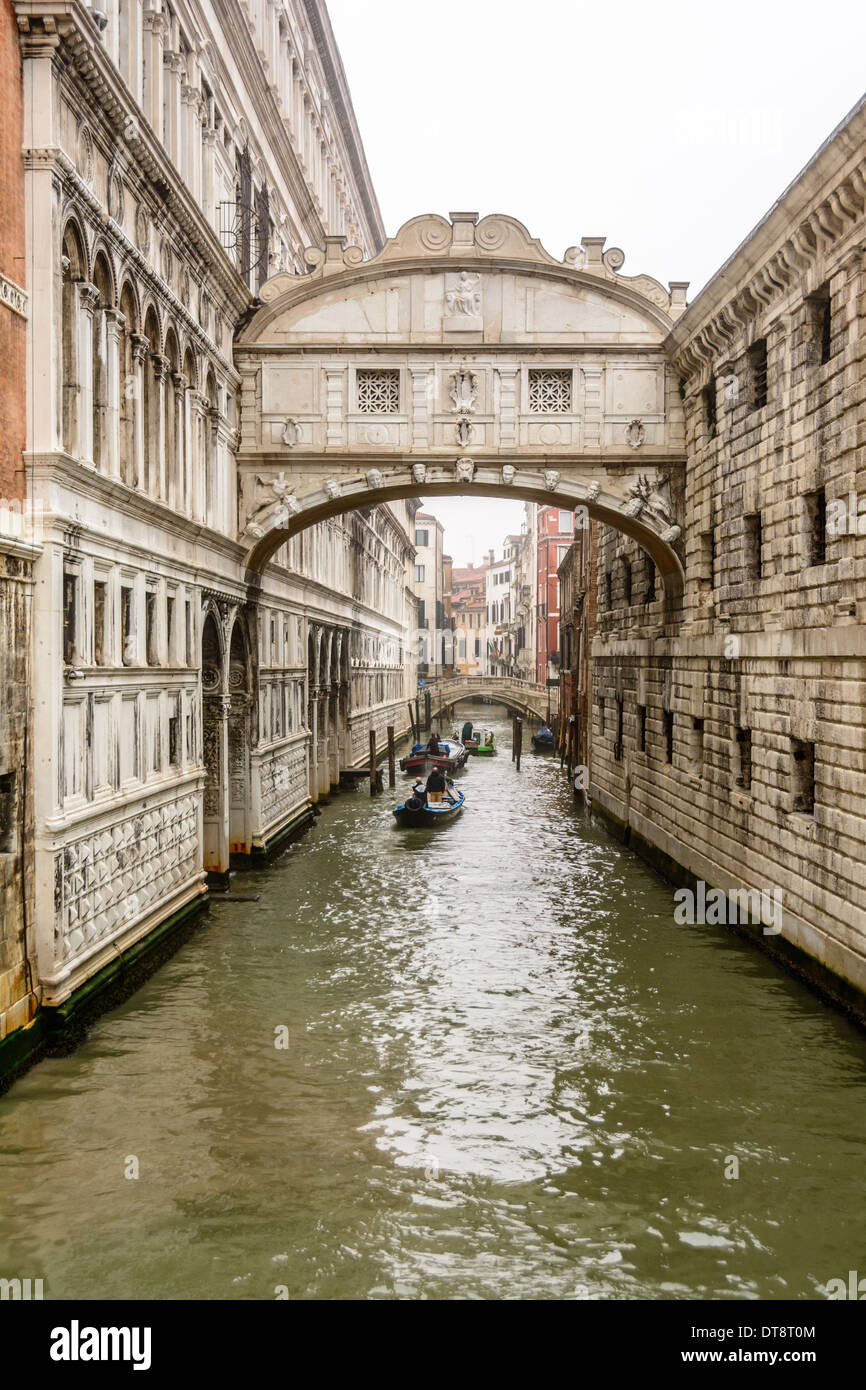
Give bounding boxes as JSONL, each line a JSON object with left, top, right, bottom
{"left": 531, "top": 734, "right": 554, "bottom": 751}
{"left": 393, "top": 789, "right": 465, "bottom": 827}
{"left": 399, "top": 740, "right": 468, "bottom": 776}
{"left": 476, "top": 744, "right": 496, "bottom": 756}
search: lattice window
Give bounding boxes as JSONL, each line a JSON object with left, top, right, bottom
{"left": 528, "top": 369, "right": 572, "bottom": 413}
{"left": 356, "top": 369, "right": 400, "bottom": 414}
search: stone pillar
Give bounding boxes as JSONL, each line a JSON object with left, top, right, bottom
{"left": 151, "top": 352, "right": 168, "bottom": 501}
{"left": 130, "top": 333, "right": 148, "bottom": 489}
{"left": 309, "top": 691, "right": 319, "bottom": 804}
{"left": 190, "top": 391, "right": 207, "bottom": 522}
{"left": 202, "top": 125, "right": 217, "bottom": 225}
{"left": 142, "top": 9, "right": 166, "bottom": 135}
{"left": 125, "top": 0, "right": 144, "bottom": 103}
{"left": 318, "top": 694, "right": 330, "bottom": 796}
{"left": 76, "top": 281, "right": 99, "bottom": 466}
{"left": 164, "top": 52, "right": 183, "bottom": 163}
{"left": 324, "top": 367, "right": 347, "bottom": 450}
{"left": 581, "top": 365, "right": 604, "bottom": 449}
{"left": 104, "top": 308, "right": 125, "bottom": 479}
{"left": 497, "top": 366, "right": 518, "bottom": 452}
{"left": 171, "top": 370, "right": 188, "bottom": 513}
{"left": 182, "top": 85, "right": 202, "bottom": 197}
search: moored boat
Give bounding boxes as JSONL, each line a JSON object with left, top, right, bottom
{"left": 392, "top": 785, "right": 465, "bottom": 827}
{"left": 531, "top": 725, "right": 555, "bottom": 751}
{"left": 476, "top": 730, "right": 496, "bottom": 756}
{"left": 399, "top": 738, "right": 468, "bottom": 776}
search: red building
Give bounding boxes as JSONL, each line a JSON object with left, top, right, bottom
{"left": 536, "top": 506, "right": 574, "bottom": 685}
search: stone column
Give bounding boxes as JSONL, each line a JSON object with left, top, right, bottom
{"left": 318, "top": 694, "right": 330, "bottom": 797}
{"left": 171, "top": 370, "right": 188, "bottom": 513}
{"left": 130, "top": 333, "right": 148, "bottom": 490}
{"left": 309, "top": 690, "right": 319, "bottom": 804}
{"left": 181, "top": 84, "right": 200, "bottom": 194}
{"left": 76, "top": 281, "right": 99, "bottom": 466}
{"left": 142, "top": 9, "right": 166, "bottom": 135}
{"left": 202, "top": 125, "right": 217, "bottom": 224}
{"left": 190, "top": 390, "right": 208, "bottom": 522}
{"left": 104, "top": 307, "right": 125, "bottom": 479}
{"left": 151, "top": 352, "right": 168, "bottom": 501}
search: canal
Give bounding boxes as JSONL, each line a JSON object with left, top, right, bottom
{"left": 1, "top": 703, "right": 865, "bottom": 1301}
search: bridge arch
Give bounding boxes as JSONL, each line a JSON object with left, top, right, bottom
{"left": 234, "top": 211, "right": 688, "bottom": 599}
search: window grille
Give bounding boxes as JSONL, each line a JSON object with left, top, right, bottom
{"left": 528, "top": 369, "right": 572, "bottom": 413}
{"left": 357, "top": 369, "right": 400, "bottom": 414}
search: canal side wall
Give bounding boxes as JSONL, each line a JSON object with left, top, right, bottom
{"left": 587, "top": 96, "right": 866, "bottom": 1018}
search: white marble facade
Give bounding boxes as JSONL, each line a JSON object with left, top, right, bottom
{"left": 16, "top": 0, "right": 414, "bottom": 1009}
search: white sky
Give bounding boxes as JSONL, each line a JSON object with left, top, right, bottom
{"left": 327, "top": 0, "right": 866, "bottom": 565}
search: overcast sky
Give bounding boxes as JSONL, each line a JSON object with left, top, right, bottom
{"left": 327, "top": 0, "right": 866, "bottom": 566}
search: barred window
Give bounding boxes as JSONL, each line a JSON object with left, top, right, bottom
{"left": 356, "top": 369, "right": 400, "bottom": 414}
{"left": 528, "top": 369, "right": 572, "bottom": 413}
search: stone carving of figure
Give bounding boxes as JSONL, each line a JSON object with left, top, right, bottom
{"left": 246, "top": 472, "right": 299, "bottom": 537}
{"left": 455, "top": 457, "right": 474, "bottom": 484}
{"left": 366, "top": 468, "right": 383, "bottom": 490}
{"left": 450, "top": 369, "right": 478, "bottom": 413}
{"left": 412, "top": 462, "right": 426, "bottom": 484}
{"left": 501, "top": 464, "right": 516, "bottom": 485}
{"left": 625, "top": 474, "right": 672, "bottom": 524}
{"left": 323, "top": 479, "right": 341, "bottom": 500}
{"left": 585, "top": 481, "right": 602, "bottom": 501}
{"left": 661, "top": 524, "right": 681, "bottom": 544}
{"left": 456, "top": 418, "right": 473, "bottom": 447}
{"left": 446, "top": 272, "right": 482, "bottom": 318}
{"left": 544, "top": 469, "right": 561, "bottom": 492}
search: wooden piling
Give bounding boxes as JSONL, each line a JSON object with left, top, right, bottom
{"left": 514, "top": 716, "right": 522, "bottom": 771}
{"left": 407, "top": 701, "right": 417, "bottom": 741}
{"left": 369, "top": 730, "right": 377, "bottom": 796}
{"left": 387, "top": 725, "right": 395, "bottom": 788}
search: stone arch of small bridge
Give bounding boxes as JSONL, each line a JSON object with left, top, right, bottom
{"left": 429, "top": 677, "right": 550, "bottom": 725}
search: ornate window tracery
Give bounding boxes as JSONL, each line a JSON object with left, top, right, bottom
{"left": 356, "top": 368, "right": 400, "bottom": 414}
{"left": 528, "top": 368, "right": 572, "bottom": 413}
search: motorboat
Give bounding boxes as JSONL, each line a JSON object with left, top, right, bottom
{"left": 476, "top": 731, "right": 496, "bottom": 756}
{"left": 398, "top": 738, "right": 468, "bottom": 776}
{"left": 392, "top": 784, "right": 465, "bottom": 827}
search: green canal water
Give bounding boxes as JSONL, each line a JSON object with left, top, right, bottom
{"left": 1, "top": 704, "right": 865, "bottom": 1301}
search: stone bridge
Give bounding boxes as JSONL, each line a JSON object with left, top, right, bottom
{"left": 234, "top": 212, "right": 689, "bottom": 597}
{"left": 425, "top": 675, "right": 551, "bottom": 725}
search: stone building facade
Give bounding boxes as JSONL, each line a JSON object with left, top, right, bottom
{"left": 587, "top": 95, "right": 866, "bottom": 1011}
{"left": 4, "top": 0, "right": 418, "bottom": 1075}
{"left": 0, "top": 0, "right": 38, "bottom": 1064}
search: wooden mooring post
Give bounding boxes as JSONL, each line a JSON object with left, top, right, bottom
{"left": 407, "top": 701, "right": 417, "bottom": 742}
{"left": 369, "top": 729, "right": 377, "bottom": 797}
{"left": 514, "top": 716, "right": 523, "bottom": 771}
{"left": 387, "top": 725, "right": 396, "bottom": 788}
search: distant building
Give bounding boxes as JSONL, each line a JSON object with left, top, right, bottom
{"left": 536, "top": 507, "right": 574, "bottom": 683}
{"left": 451, "top": 563, "right": 488, "bottom": 676}
{"left": 412, "top": 512, "right": 446, "bottom": 678}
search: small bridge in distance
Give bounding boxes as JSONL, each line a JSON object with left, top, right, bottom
{"left": 425, "top": 675, "right": 551, "bottom": 726}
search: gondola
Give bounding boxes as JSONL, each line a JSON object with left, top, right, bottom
{"left": 399, "top": 738, "right": 468, "bottom": 776}
{"left": 476, "top": 731, "right": 496, "bottom": 756}
{"left": 531, "top": 726, "right": 555, "bottom": 751}
{"left": 392, "top": 785, "right": 465, "bottom": 827}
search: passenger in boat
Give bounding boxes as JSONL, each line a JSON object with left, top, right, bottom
{"left": 406, "top": 780, "right": 427, "bottom": 810}
{"left": 426, "top": 730, "right": 442, "bottom": 755}
{"left": 462, "top": 720, "right": 473, "bottom": 742}
{"left": 426, "top": 766, "right": 454, "bottom": 804}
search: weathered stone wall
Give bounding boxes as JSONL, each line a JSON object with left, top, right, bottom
{"left": 589, "top": 95, "right": 866, "bottom": 1009}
